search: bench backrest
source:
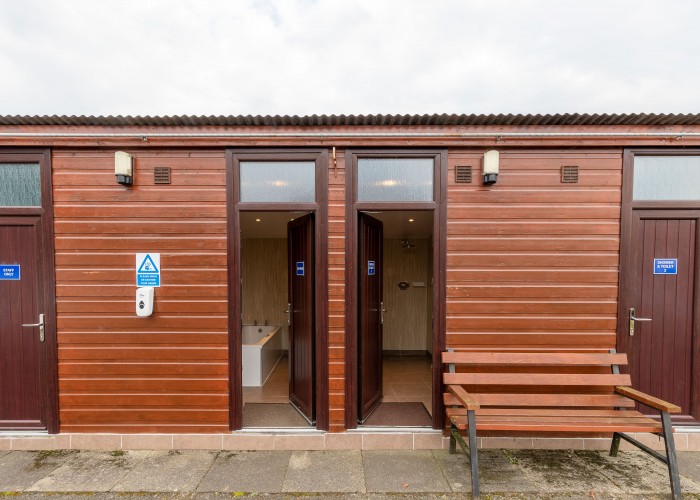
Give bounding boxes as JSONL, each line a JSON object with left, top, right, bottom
{"left": 442, "top": 351, "right": 635, "bottom": 409}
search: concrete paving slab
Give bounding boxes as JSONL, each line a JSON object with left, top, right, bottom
{"left": 0, "top": 450, "right": 77, "bottom": 491}
{"left": 430, "top": 449, "right": 471, "bottom": 493}
{"left": 363, "top": 450, "right": 450, "bottom": 493}
{"left": 282, "top": 450, "right": 365, "bottom": 493}
{"left": 583, "top": 450, "right": 700, "bottom": 495}
{"left": 27, "top": 450, "right": 150, "bottom": 492}
{"left": 678, "top": 451, "right": 700, "bottom": 483}
{"left": 506, "top": 449, "right": 625, "bottom": 495}
{"left": 480, "top": 449, "right": 540, "bottom": 494}
{"left": 197, "top": 450, "right": 290, "bottom": 493}
{"left": 112, "top": 450, "right": 218, "bottom": 492}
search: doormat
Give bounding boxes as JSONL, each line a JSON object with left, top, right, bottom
{"left": 363, "top": 402, "right": 432, "bottom": 427}
{"left": 242, "top": 403, "right": 311, "bottom": 428}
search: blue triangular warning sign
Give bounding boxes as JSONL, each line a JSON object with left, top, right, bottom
{"left": 138, "top": 254, "right": 159, "bottom": 273}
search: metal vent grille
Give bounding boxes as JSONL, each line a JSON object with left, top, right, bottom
{"left": 154, "top": 167, "right": 171, "bottom": 184}
{"left": 455, "top": 166, "right": 472, "bottom": 183}
{"left": 561, "top": 165, "right": 579, "bottom": 183}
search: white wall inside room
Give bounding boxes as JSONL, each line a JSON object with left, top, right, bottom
{"left": 241, "top": 238, "right": 288, "bottom": 328}
{"left": 382, "top": 237, "right": 432, "bottom": 352}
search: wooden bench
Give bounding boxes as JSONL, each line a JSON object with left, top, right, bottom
{"left": 442, "top": 350, "right": 682, "bottom": 499}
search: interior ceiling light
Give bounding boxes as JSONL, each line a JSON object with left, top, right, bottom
{"left": 255, "top": 218, "right": 261, "bottom": 222}
{"left": 408, "top": 218, "right": 414, "bottom": 222}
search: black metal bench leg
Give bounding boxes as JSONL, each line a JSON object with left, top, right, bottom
{"left": 660, "top": 411, "right": 681, "bottom": 500}
{"left": 467, "top": 409, "right": 480, "bottom": 499}
{"left": 449, "top": 423, "right": 457, "bottom": 454}
{"left": 609, "top": 432, "right": 621, "bottom": 457}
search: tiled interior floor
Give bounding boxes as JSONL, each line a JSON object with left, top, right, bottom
{"left": 243, "top": 353, "right": 433, "bottom": 416}
{"left": 243, "top": 355, "right": 289, "bottom": 404}
{"left": 382, "top": 355, "right": 433, "bottom": 415}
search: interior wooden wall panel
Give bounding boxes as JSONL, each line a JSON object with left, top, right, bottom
{"left": 241, "top": 238, "right": 287, "bottom": 326}
{"left": 383, "top": 238, "right": 431, "bottom": 351}
{"left": 52, "top": 149, "right": 229, "bottom": 433}
{"left": 327, "top": 149, "right": 346, "bottom": 432}
{"left": 446, "top": 149, "right": 623, "bottom": 352}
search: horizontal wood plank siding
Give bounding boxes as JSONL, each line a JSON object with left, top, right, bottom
{"left": 53, "top": 150, "right": 229, "bottom": 433}
{"left": 446, "top": 149, "right": 622, "bottom": 351}
{"left": 328, "top": 149, "right": 346, "bottom": 432}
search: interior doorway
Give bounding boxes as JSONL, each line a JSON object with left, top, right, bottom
{"left": 238, "top": 211, "right": 315, "bottom": 428}
{"left": 227, "top": 148, "right": 329, "bottom": 431}
{"left": 358, "top": 210, "right": 435, "bottom": 427}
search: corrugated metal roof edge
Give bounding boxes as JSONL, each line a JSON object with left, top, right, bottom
{"left": 1, "top": 113, "right": 700, "bottom": 127}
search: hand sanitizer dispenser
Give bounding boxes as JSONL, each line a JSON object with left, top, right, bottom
{"left": 136, "top": 287, "right": 154, "bottom": 317}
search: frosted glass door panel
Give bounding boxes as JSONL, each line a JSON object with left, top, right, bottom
{"left": 0, "top": 163, "right": 41, "bottom": 206}
{"left": 240, "top": 161, "right": 316, "bottom": 203}
{"left": 633, "top": 156, "right": 700, "bottom": 200}
{"left": 358, "top": 158, "right": 433, "bottom": 202}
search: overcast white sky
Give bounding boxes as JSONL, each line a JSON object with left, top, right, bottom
{"left": 1, "top": 0, "right": 698, "bottom": 116}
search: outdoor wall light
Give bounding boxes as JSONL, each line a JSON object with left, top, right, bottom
{"left": 115, "top": 151, "right": 134, "bottom": 186}
{"left": 482, "top": 150, "right": 499, "bottom": 185}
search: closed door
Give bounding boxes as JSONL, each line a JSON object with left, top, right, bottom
{"left": 0, "top": 217, "right": 45, "bottom": 430}
{"left": 619, "top": 211, "right": 699, "bottom": 423}
{"left": 358, "top": 213, "right": 383, "bottom": 423}
{"left": 288, "top": 214, "right": 315, "bottom": 423}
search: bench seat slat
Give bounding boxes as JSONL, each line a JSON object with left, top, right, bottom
{"left": 444, "top": 372, "right": 632, "bottom": 387}
{"left": 443, "top": 392, "right": 636, "bottom": 408}
{"left": 442, "top": 352, "right": 629, "bottom": 366}
{"left": 449, "top": 415, "right": 662, "bottom": 433}
{"left": 446, "top": 408, "right": 644, "bottom": 418}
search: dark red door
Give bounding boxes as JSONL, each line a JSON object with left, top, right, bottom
{"left": 0, "top": 217, "right": 45, "bottom": 430}
{"left": 288, "top": 214, "right": 315, "bottom": 423}
{"left": 358, "top": 213, "right": 383, "bottom": 423}
{"left": 619, "top": 211, "right": 699, "bottom": 423}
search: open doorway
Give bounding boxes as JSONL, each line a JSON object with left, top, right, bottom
{"left": 358, "top": 210, "right": 434, "bottom": 427}
{"left": 239, "top": 211, "right": 315, "bottom": 428}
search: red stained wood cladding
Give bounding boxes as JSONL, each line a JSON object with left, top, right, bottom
{"left": 327, "top": 150, "right": 347, "bottom": 430}
{"left": 446, "top": 149, "right": 623, "bottom": 351}
{"left": 52, "top": 150, "right": 229, "bottom": 433}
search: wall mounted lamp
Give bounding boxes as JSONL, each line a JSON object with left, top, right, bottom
{"left": 115, "top": 151, "right": 134, "bottom": 186}
{"left": 482, "top": 150, "right": 499, "bottom": 185}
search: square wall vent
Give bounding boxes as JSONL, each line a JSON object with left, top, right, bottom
{"left": 561, "top": 165, "right": 579, "bottom": 183}
{"left": 154, "top": 167, "right": 171, "bottom": 184}
{"left": 455, "top": 166, "right": 472, "bottom": 183}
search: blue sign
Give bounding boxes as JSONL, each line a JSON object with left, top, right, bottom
{"left": 368, "top": 260, "right": 376, "bottom": 276}
{"left": 136, "top": 253, "right": 161, "bottom": 287}
{"left": 0, "top": 265, "right": 20, "bottom": 280}
{"left": 654, "top": 258, "right": 677, "bottom": 275}
{"left": 137, "top": 274, "right": 160, "bottom": 286}
{"left": 296, "top": 261, "right": 305, "bottom": 276}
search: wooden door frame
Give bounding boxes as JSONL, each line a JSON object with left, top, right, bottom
{"left": 0, "top": 149, "right": 59, "bottom": 433}
{"left": 344, "top": 149, "right": 448, "bottom": 429}
{"left": 226, "top": 148, "right": 329, "bottom": 430}
{"left": 617, "top": 148, "right": 700, "bottom": 423}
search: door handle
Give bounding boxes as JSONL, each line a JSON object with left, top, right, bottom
{"left": 629, "top": 308, "right": 651, "bottom": 336}
{"left": 22, "top": 313, "right": 45, "bottom": 342}
{"left": 285, "top": 303, "right": 291, "bottom": 326}
{"left": 380, "top": 302, "right": 386, "bottom": 325}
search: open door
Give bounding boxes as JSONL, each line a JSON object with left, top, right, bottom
{"left": 288, "top": 213, "right": 315, "bottom": 423}
{"left": 358, "top": 213, "right": 383, "bottom": 423}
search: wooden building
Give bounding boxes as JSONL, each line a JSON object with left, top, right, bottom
{"left": 1, "top": 113, "right": 699, "bottom": 450}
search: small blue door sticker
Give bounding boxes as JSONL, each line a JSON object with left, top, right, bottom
{"left": 368, "top": 260, "right": 376, "bottom": 276}
{"left": 1, "top": 265, "right": 20, "bottom": 280}
{"left": 654, "top": 258, "right": 677, "bottom": 275}
{"left": 296, "top": 261, "right": 305, "bottom": 276}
